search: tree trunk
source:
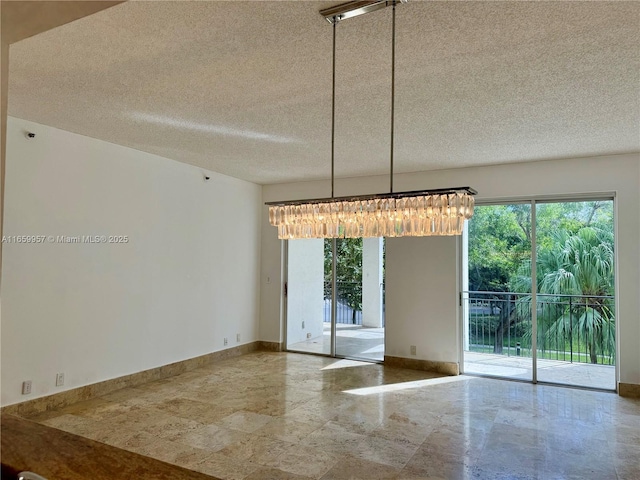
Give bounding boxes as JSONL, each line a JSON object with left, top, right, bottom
{"left": 493, "top": 300, "right": 505, "bottom": 354}
{"left": 590, "top": 337, "right": 598, "bottom": 364}
{"left": 493, "top": 296, "right": 515, "bottom": 355}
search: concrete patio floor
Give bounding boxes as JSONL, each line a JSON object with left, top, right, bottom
{"left": 464, "top": 351, "right": 616, "bottom": 390}
{"left": 289, "top": 327, "right": 616, "bottom": 390}
{"left": 288, "top": 324, "right": 384, "bottom": 361}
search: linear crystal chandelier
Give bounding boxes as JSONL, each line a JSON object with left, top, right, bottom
{"left": 267, "top": 0, "right": 476, "bottom": 240}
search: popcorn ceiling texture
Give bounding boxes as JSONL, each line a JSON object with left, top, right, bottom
{"left": 8, "top": 0, "right": 640, "bottom": 184}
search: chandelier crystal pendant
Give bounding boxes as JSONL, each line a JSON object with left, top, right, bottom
{"left": 267, "top": 0, "right": 476, "bottom": 240}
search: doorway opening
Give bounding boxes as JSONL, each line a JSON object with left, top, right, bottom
{"left": 286, "top": 237, "right": 385, "bottom": 362}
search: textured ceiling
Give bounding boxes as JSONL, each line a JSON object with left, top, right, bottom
{"left": 8, "top": 0, "right": 640, "bottom": 184}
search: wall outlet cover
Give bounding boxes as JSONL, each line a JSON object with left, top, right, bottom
{"left": 56, "top": 373, "right": 65, "bottom": 387}
{"left": 22, "top": 381, "right": 32, "bottom": 395}
{"left": 410, "top": 345, "right": 417, "bottom": 355}
{"left": 224, "top": 338, "right": 228, "bottom": 346}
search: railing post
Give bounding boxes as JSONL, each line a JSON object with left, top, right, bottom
{"left": 569, "top": 295, "right": 573, "bottom": 363}
{"left": 508, "top": 294, "right": 511, "bottom": 357}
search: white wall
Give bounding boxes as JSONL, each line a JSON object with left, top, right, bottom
{"left": 386, "top": 236, "right": 459, "bottom": 362}
{"left": 362, "top": 237, "right": 383, "bottom": 329}
{"left": 286, "top": 239, "right": 324, "bottom": 344}
{"left": 1, "top": 117, "right": 262, "bottom": 406}
{"left": 261, "top": 153, "right": 640, "bottom": 385}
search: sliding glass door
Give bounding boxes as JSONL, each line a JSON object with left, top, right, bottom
{"left": 463, "top": 198, "right": 616, "bottom": 390}
{"left": 463, "top": 203, "right": 533, "bottom": 382}
{"left": 334, "top": 238, "right": 385, "bottom": 361}
{"left": 534, "top": 200, "right": 615, "bottom": 389}
{"left": 286, "top": 239, "right": 331, "bottom": 355}
{"left": 286, "top": 237, "right": 385, "bottom": 362}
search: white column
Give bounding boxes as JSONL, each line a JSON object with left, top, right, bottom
{"left": 362, "top": 237, "right": 383, "bottom": 328}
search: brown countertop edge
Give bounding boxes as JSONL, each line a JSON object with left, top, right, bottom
{"left": 1, "top": 413, "right": 219, "bottom": 479}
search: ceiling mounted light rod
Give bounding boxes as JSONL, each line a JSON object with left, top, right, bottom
{"left": 266, "top": 0, "right": 477, "bottom": 240}
{"left": 331, "top": 19, "right": 337, "bottom": 197}
{"left": 389, "top": 0, "right": 396, "bottom": 193}
{"left": 320, "top": 0, "right": 408, "bottom": 24}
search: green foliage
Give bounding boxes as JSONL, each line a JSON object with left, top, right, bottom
{"left": 530, "top": 225, "right": 615, "bottom": 363}
{"left": 468, "top": 201, "right": 616, "bottom": 364}
{"left": 324, "top": 238, "right": 363, "bottom": 313}
{"left": 467, "top": 205, "right": 531, "bottom": 291}
{"left": 468, "top": 201, "right": 614, "bottom": 294}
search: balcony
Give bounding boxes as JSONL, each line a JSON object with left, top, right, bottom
{"left": 288, "top": 281, "right": 385, "bottom": 361}
{"left": 463, "top": 291, "right": 616, "bottom": 390}
{"left": 290, "top": 285, "right": 616, "bottom": 389}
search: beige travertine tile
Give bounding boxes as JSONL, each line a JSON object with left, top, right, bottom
{"left": 58, "top": 398, "right": 115, "bottom": 416}
{"left": 301, "top": 421, "right": 367, "bottom": 454}
{"left": 543, "top": 450, "right": 618, "bottom": 479}
{"left": 171, "top": 445, "right": 216, "bottom": 470}
{"left": 144, "top": 416, "right": 204, "bottom": 441}
{"left": 80, "top": 425, "right": 140, "bottom": 448}
{"left": 128, "top": 434, "right": 213, "bottom": 466}
{"left": 263, "top": 444, "right": 340, "bottom": 479}
{"left": 320, "top": 457, "right": 400, "bottom": 479}
{"left": 27, "top": 351, "right": 640, "bottom": 480}
{"left": 401, "top": 450, "right": 473, "bottom": 479}
{"left": 352, "top": 435, "right": 418, "bottom": 469}
{"left": 191, "top": 452, "right": 260, "bottom": 480}
{"left": 217, "top": 435, "right": 293, "bottom": 464}
{"left": 245, "top": 467, "right": 312, "bottom": 479}
{"left": 254, "top": 417, "right": 324, "bottom": 443}
{"left": 370, "top": 416, "right": 433, "bottom": 447}
{"left": 173, "top": 423, "right": 249, "bottom": 451}
{"left": 151, "top": 397, "right": 231, "bottom": 424}
{"left": 243, "top": 398, "right": 294, "bottom": 417}
{"left": 217, "top": 410, "right": 275, "bottom": 433}
{"left": 40, "top": 413, "right": 100, "bottom": 436}
{"left": 605, "top": 423, "right": 640, "bottom": 446}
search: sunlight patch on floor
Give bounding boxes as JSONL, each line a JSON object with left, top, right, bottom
{"left": 321, "top": 359, "right": 373, "bottom": 370}
{"left": 343, "top": 375, "right": 472, "bottom": 395}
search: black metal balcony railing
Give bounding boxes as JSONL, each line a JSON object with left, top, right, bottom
{"left": 323, "top": 281, "right": 385, "bottom": 326}
{"left": 463, "top": 291, "right": 615, "bottom": 365}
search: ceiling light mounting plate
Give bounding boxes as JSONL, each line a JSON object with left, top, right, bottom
{"left": 321, "top": 0, "right": 408, "bottom": 24}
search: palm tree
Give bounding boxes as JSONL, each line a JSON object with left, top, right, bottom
{"left": 513, "top": 227, "right": 615, "bottom": 364}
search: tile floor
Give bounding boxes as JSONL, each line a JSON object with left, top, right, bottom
{"left": 28, "top": 352, "right": 640, "bottom": 480}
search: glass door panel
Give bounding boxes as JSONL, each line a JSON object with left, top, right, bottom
{"left": 286, "top": 239, "right": 331, "bottom": 355}
{"left": 463, "top": 203, "right": 533, "bottom": 381}
{"left": 535, "top": 200, "right": 616, "bottom": 389}
{"left": 334, "top": 238, "right": 385, "bottom": 361}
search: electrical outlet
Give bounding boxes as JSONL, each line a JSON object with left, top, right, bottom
{"left": 224, "top": 337, "right": 228, "bottom": 346}
{"left": 22, "top": 380, "right": 32, "bottom": 395}
{"left": 410, "top": 345, "right": 417, "bottom": 355}
{"left": 236, "top": 333, "right": 241, "bottom": 343}
{"left": 307, "top": 332, "right": 312, "bottom": 339}
{"left": 302, "top": 321, "right": 305, "bottom": 329}
{"left": 56, "top": 373, "right": 65, "bottom": 387}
